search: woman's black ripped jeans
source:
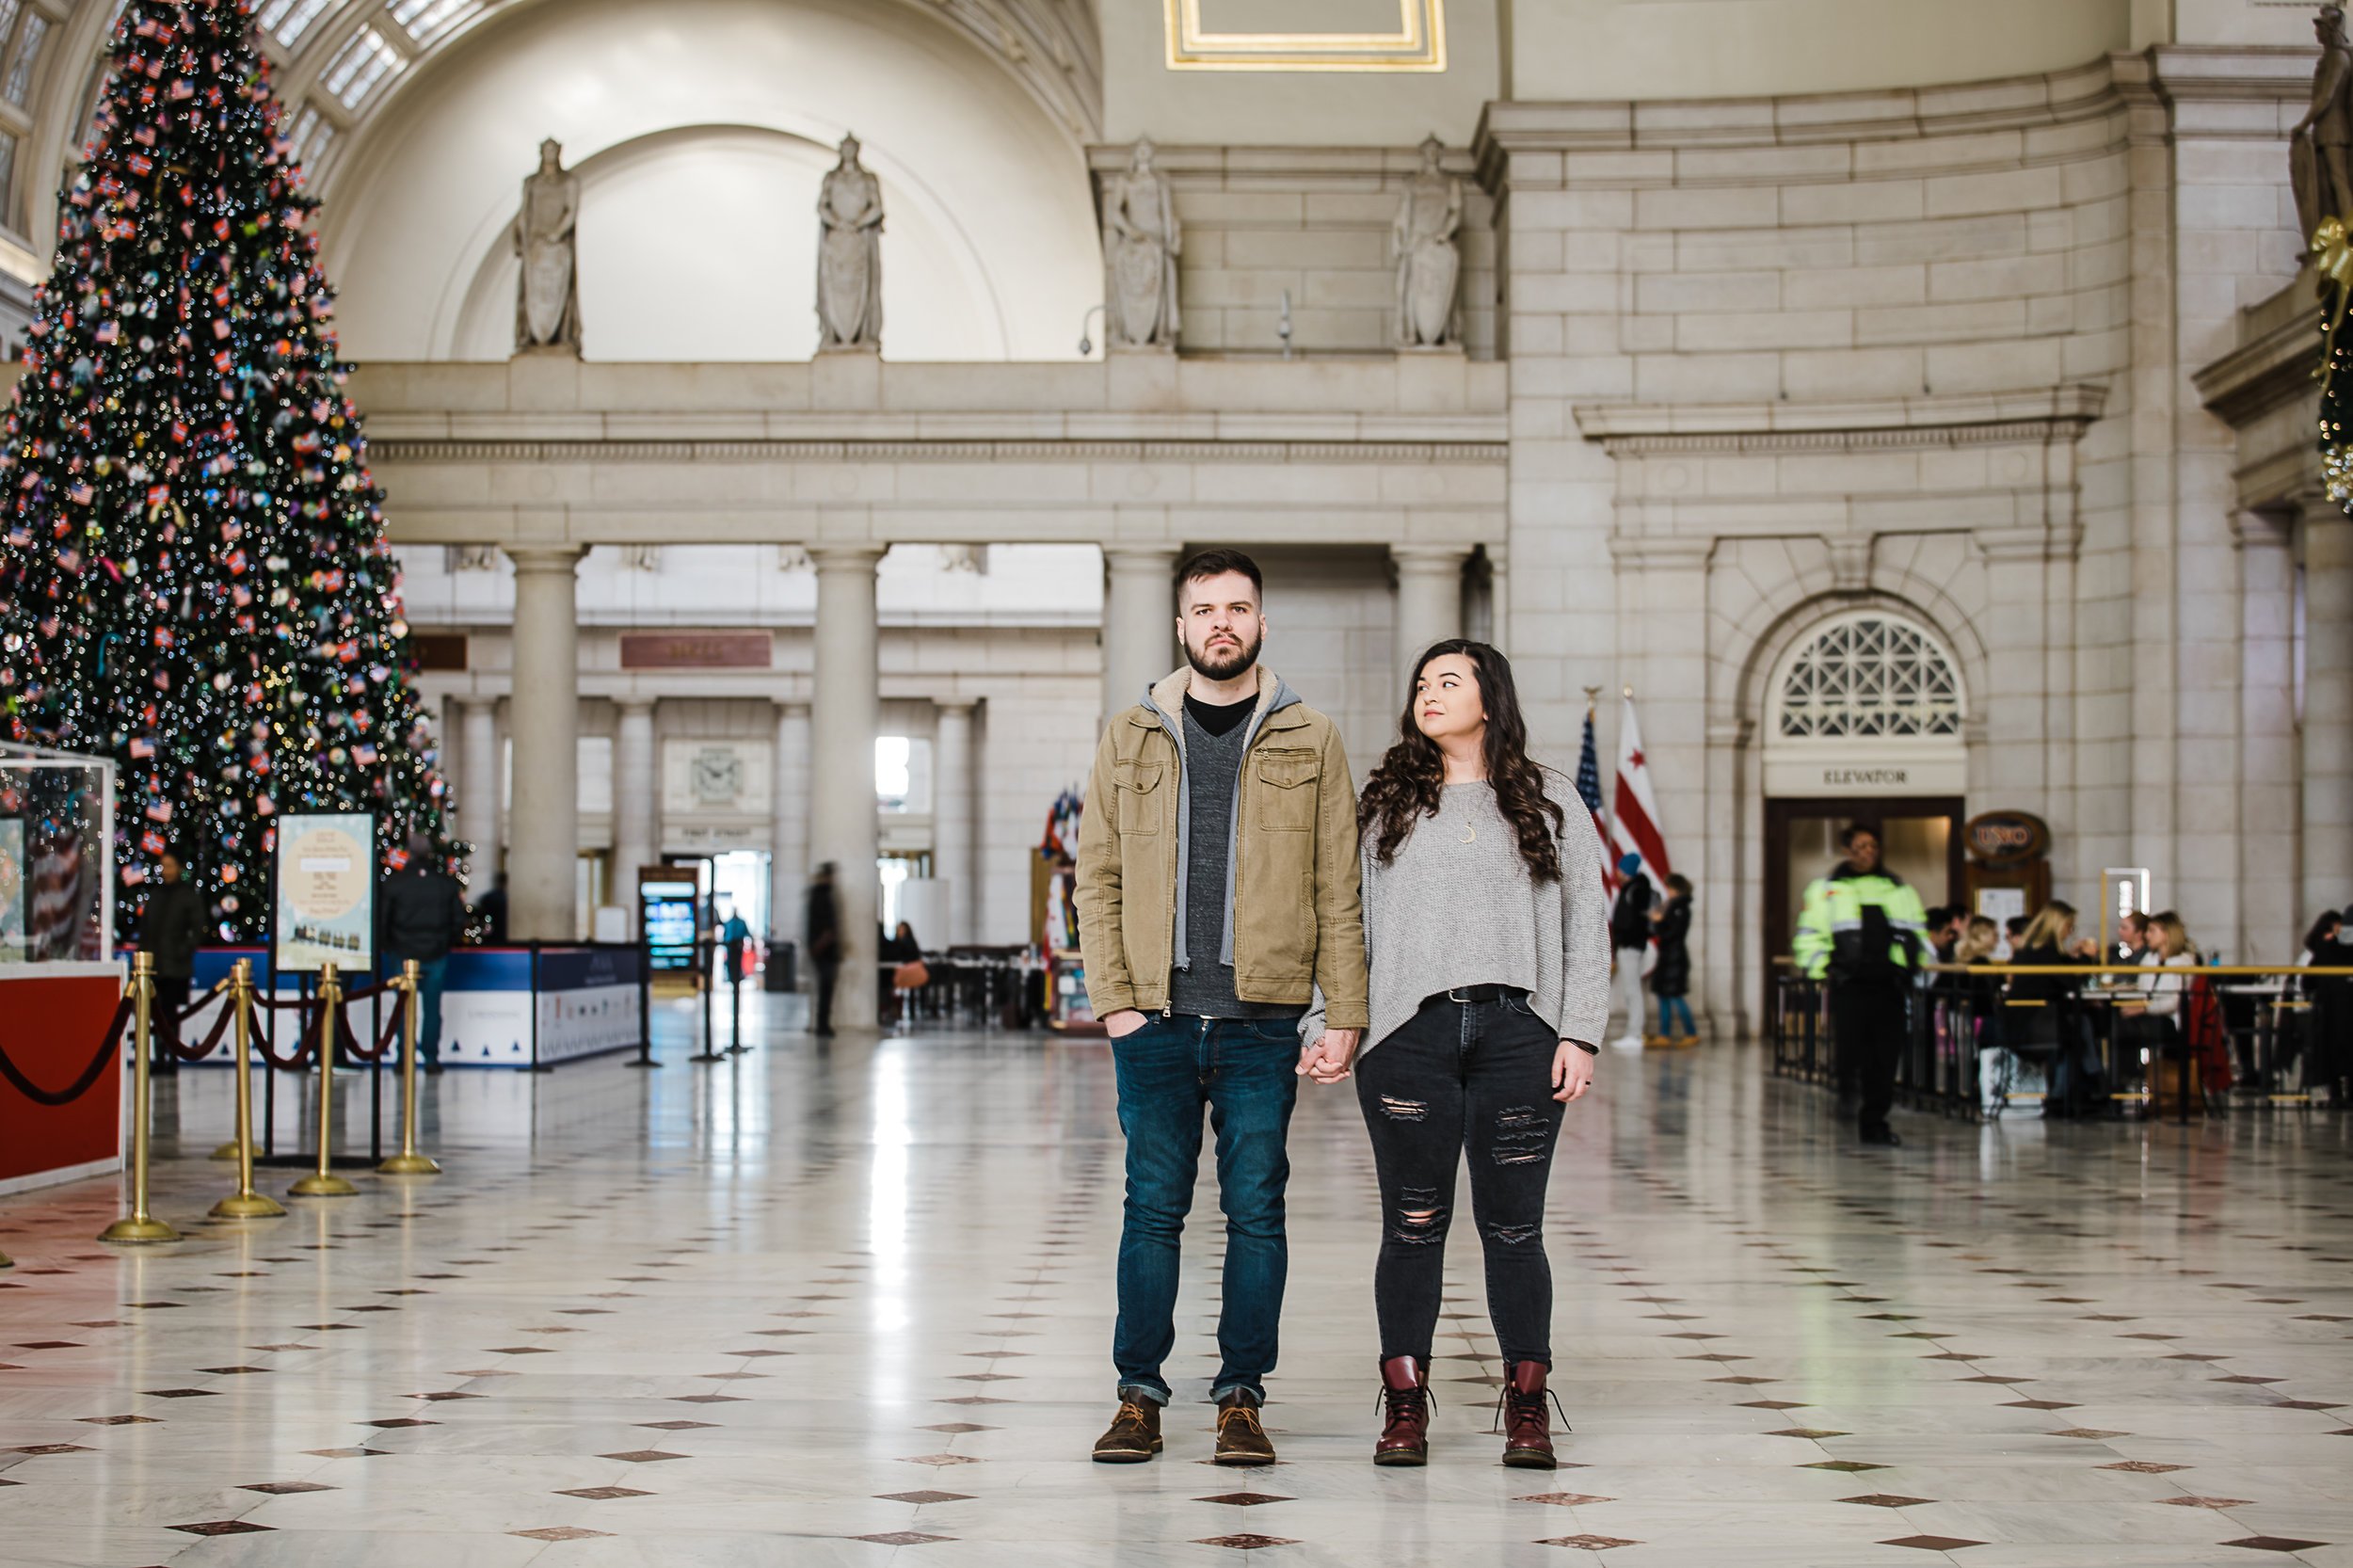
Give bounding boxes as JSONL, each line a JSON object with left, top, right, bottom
{"left": 1354, "top": 992, "right": 1566, "bottom": 1368}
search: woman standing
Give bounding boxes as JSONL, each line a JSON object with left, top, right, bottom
{"left": 1303, "top": 640, "right": 1610, "bottom": 1469}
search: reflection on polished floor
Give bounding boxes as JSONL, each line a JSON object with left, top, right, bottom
{"left": 2, "top": 1000, "right": 2350, "bottom": 1567}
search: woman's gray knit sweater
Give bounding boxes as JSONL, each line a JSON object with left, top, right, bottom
{"left": 1306, "top": 777, "right": 1613, "bottom": 1055}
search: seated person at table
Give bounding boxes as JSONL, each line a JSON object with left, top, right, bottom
{"left": 2008, "top": 902, "right": 2105, "bottom": 1118}
{"left": 2117, "top": 912, "right": 2197, "bottom": 1029}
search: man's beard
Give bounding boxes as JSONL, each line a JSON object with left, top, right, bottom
{"left": 1185, "top": 629, "right": 1261, "bottom": 682}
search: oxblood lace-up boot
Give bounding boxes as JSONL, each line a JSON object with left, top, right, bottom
{"left": 1374, "top": 1355, "right": 1431, "bottom": 1466}
{"left": 1497, "top": 1360, "right": 1567, "bottom": 1469}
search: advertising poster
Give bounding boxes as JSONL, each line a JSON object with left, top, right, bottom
{"left": 535, "top": 946, "right": 646, "bottom": 1064}
{"left": 273, "top": 813, "right": 376, "bottom": 973}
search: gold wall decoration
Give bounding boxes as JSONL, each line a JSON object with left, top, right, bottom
{"left": 1164, "top": 0, "right": 1446, "bottom": 72}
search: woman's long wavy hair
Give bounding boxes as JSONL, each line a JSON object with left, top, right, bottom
{"left": 1359, "top": 640, "right": 1564, "bottom": 881}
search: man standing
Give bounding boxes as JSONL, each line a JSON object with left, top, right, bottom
{"left": 138, "top": 851, "right": 204, "bottom": 1076}
{"left": 1076, "top": 548, "right": 1368, "bottom": 1467}
{"left": 1793, "top": 824, "right": 1928, "bottom": 1146}
{"left": 806, "top": 863, "right": 841, "bottom": 1038}
{"left": 379, "top": 835, "right": 468, "bottom": 1075}
{"left": 1608, "top": 854, "right": 1653, "bottom": 1049}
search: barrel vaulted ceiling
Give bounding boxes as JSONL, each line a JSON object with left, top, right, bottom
{"left": 0, "top": 0, "right": 1101, "bottom": 266}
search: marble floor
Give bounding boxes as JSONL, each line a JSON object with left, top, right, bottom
{"left": 2, "top": 1000, "right": 2350, "bottom": 1567}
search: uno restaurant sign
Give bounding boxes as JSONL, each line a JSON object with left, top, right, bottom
{"left": 1763, "top": 741, "right": 1964, "bottom": 798}
{"left": 1965, "top": 809, "right": 2049, "bottom": 865}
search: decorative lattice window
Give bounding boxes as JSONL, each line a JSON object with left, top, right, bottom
{"left": 1776, "top": 614, "right": 1962, "bottom": 740}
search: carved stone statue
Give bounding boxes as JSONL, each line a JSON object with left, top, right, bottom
{"left": 1394, "top": 135, "right": 1464, "bottom": 348}
{"left": 512, "top": 138, "right": 581, "bottom": 353}
{"left": 1101, "top": 137, "right": 1180, "bottom": 350}
{"left": 817, "top": 135, "right": 885, "bottom": 354}
{"left": 2296, "top": 6, "right": 2353, "bottom": 244}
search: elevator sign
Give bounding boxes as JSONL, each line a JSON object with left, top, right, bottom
{"left": 1763, "top": 743, "right": 1964, "bottom": 797}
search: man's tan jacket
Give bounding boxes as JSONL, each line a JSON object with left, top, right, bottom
{"left": 1074, "top": 665, "right": 1369, "bottom": 1030}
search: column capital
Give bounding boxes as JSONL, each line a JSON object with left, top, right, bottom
{"left": 808, "top": 543, "right": 888, "bottom": 572}
{"left": 1390, "top": 543, "right": 1472, "bottom": 569}
{"left": 503, "top": 543, "right": 588, "bottom": 573}
{"left": 933, "top": 695, "right": 981, "bottom": 714}
{"left": 2295, "top": 488, "right": 2353, "bottom": 531}
{"left": 615, "top": 695, "right": 657, "bottom": 717}
{"left": 1103, "top": 543, "right": 1182, "bottom": 568}
{"left": 773, "top": 696, "right": 812, "bottom": 718}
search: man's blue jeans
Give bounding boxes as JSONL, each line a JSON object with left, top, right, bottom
{"left": 410, "top": 955, "right": 447, "bottom": 1064}
{"left": 1111, "top": 1013, "right": 1301, "bottom": 1406}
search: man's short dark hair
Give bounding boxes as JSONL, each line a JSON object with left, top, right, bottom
{"left": 1176, "top": 549, "right": 1264, "bottom": 605}
{"left": 1840, "top": 823, "right": 1877, "bottom": 847}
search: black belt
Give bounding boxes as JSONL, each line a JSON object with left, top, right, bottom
{"left": 1429, "top": 984, "right": 1526, "bottom": 1006}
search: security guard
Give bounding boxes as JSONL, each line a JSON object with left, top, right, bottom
{"left": 1793, "top": 824, "right": 1928, "bottom": 1146}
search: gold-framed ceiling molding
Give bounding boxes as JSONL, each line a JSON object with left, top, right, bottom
{"left": 1164, "top": 0, "right": 1446, "bottom": 72}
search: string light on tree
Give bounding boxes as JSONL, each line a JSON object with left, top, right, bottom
{"left": 0, "top": 0, "right": 457, "bottom": 940}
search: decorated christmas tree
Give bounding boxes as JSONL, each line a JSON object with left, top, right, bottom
{"left": 0, "top": 0, "right": 453, "bottom": 941}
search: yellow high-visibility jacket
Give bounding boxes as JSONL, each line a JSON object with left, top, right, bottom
{"left": 1794, "top": 865, "right": 1929, "bottom": 984}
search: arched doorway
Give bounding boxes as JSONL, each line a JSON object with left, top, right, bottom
{"left": 1758, "top": 610, "right": 1969, "bottom": 1007}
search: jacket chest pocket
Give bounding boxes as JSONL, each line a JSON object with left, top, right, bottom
{"left": 1254, "top": 749, "right": 1320, "bottom": 833}
{"left": 1116, "top": 762, "right": 1164, "bottom": 835}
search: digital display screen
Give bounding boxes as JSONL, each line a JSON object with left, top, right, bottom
{"left": 641, "top": 881, "right": 699, "bottom": 971}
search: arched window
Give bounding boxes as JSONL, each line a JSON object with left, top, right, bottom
{"left": 1774, "top": 611, "right": 1963, "bottom": 741}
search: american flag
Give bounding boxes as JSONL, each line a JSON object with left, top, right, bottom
{"left": 1576, "top": 701, "right": 1616, "bottom": 896}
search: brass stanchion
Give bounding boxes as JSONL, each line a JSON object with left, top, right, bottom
{"left": 211, "top": 960, "right": 285, "bottom": 1219}
{"left": 100, "top": 952, "right": 180, "bottom": 1243}
{"left": 378, "top": 959, "right": 440, "bottom": 1176}
{"left": 287, "top": 962, "right": 358, "bottom": 1198}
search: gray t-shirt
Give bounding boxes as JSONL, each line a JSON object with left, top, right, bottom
{"left": 1167, "top": 697, "right": 1301, "bottom": 1020}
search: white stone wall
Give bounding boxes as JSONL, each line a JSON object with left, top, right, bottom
{"left": 1092, "top": 145, "right": 1498, "bottom": 359}
{"left": 1487, "top": 50, "right": 2313, "bottom": 1022}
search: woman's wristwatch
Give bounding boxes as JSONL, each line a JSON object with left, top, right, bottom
{"left": 1568, "top": 1039, "right": 1599, "bottom": 1056}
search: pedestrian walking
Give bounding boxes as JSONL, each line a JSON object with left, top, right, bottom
{"left": 137, "top": 850, "right": 204, "bottom": 1076}
{"left": 1792, "top": 824, "right": 1928, "bottom": 1145}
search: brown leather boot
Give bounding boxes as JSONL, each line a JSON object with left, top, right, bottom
{"left": 1498, "top": 1360, "right": 1563, "bottom": 1469}
{"left": 1091, "top": 1394, "right": 1162, "bottom": 1463}
{"left": 1374, "top": 1355, "right": 1431, "bottom": 1466}
{"left": 1212, "top": 1392, "right": 1277, "bottom": 1466}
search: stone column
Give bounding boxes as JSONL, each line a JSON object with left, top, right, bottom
{"left": 459, "top": 696, "right": 499, "bottom": 875}
{"left": 809, "top": 546, "right": 885, "bottom": 1030}
{"left": 771, "top": 700, "right": 810, "bottom": 952}
{"left": 504, "top": 546, "right": 586, "bottom": 940}
{"left": 2304, "top": 496, "right": 2353, "bottom": 923}
{"left": 934, "top": 697, "right": 979, "bottom": 946}
{"left": 611, "top": 697, "right": 657, "bottom": 936}
{"left": 1485, "top": 541, "right": 1510, "bottom": 655}
{"left": 1392, "top": 544, "right": 1468, "bottom": 696}
{"left": 2239, "top": 513, "right": 2298, "bottom": 964}
{"left": 1101, "top": 546, "right": 1181, "bottom": 727}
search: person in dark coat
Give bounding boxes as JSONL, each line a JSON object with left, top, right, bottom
{"left": 806, "top": 862, "right": 841, "bottom": 1038}
{"left": 472, "top": 872, "right": 509, "bottom": 945}
{"left": 1649, "top": 873, "right": 1695, "bottom": 1042}
{"left": 1608, "top": 855, "right": 1654, "bottom": 1048}
{"left": 378, "top": 834, "right": 468, "bottom": 1073}
{"left": 2304, "top": 910, "right": 2351, "bottom": 1103}
{"left": 138, "top": 851, "right": 205, "bottom": 1075}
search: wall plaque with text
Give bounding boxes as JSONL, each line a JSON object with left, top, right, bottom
{"left": 618, "top": 632, "right": 772, "bottom": 670}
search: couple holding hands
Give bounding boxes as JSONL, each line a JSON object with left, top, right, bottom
{"left": 1074, "top": 550, "right": 1611, "bottom": 1472}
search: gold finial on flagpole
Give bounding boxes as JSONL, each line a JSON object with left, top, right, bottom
{"left": 1582, "top": 684, "right": 1603, "bottom": 710}
{"left": 1622, "top": 684, "right": 1634, "bottom": 699}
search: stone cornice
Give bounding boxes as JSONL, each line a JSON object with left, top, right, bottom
{"left": 1083, "top": 142, "right": 1480, "bottom": 184}
{"left": 371, "top": 438, "right": 1509, "bottom": 465}
{"left": 1572, "top": 386, "right": 2109, "bottom": 456}
{"left": 1474, "top": 60, "right": 2121, "bottom": 163}
{"left": 2194, "top": 280, "right": 2321, "bottom": 429}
